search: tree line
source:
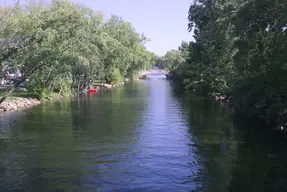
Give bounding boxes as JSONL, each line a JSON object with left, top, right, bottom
{"left": 0, "top": 0, "right": 156, "bottom": 101}
{"left": 161, "top": 0, "right": 287, "bottom": 128}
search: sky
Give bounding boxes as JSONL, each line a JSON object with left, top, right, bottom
{"left": 72, "top": 0, "right": 194, "bottom": 56}
{"left": 1, "top": 0, "right": 194, "bottom": 56}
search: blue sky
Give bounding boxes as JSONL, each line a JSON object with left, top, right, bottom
{"left": 1, "top": 0, "right": 194, "bottom": 56}
{"left": 72, "top": 0, "right": 194, "bottom": 56}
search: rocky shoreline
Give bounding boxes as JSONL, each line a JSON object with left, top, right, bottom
{"left": 0, "top": 98, "right": 41, "bottom": 113}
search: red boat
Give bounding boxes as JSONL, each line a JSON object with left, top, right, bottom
{"left": 89, "top": 87, "right": 99, "bottom": 92}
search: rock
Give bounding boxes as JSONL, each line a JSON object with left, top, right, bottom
{"left": 23, "top": 98, "right": 29, "bottom": 104}
{"left": 1, "top": 107, "right": 5, "bottom": 111}
{"left": 104, "top": 84, "right": 112, "bottom": 88}
{"left": 12, "top": 105, "right": 16, "bottom": 110}
{"left": 16, "top": 101, "right": 25, "bottom": 108}
{"left": 8, "top": 102, "right": 18, "bottom": 109}
{"left": 6, "top": 106, "right": 12, "bottom": 111}
{"left": 0, "top": 97, "right": 42, "bottom": 114}
{"left": 0, "top": 104, "right": 7, "bottom": 111}
{"left": 1, "top": 104, "right": 7, "bottom": 109}
{"left": 0, "top": 105, "right": 5, "bottom": 112}
{"left": 26, "top": 100, "right": 31, "bottom": 105}
{"left": 15, "top": 102, "right": 21, "bottom": 108}
{"left": 215, "top": 95, "right": 226, "bottom": 101}
{"left": 0, "top": 97, "right": 41, "bottom": 113}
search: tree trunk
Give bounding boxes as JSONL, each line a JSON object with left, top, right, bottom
{"left": 81, "top": 83, "right": 90, "bottom": 93}
{"left": 44, "top": 66, "right": 53, "bottom": 86}
{"left": 58, "top": 83, "right": 63, "bottom": 96}
{"left": 77, "top": 81, "right": 80, "bottom": 93}
{"left": 80, "top": 81, "right": 92, "bottom": 94}
{"left": 79, "top": 77, "right": 90, "bottom": 93}
{"left": 0, "top": 79, "right": 24, "bottom": 104}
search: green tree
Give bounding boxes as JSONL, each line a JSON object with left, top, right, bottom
{"left": 170, "top": 0, "right": 287, "bottom": 128}
{"left": 0, "top": 0, "right": 155, "bottom": 102}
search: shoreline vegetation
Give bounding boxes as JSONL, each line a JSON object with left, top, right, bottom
{"left": 155, "top": 0, "right": 287, "bottom": 130}
{"left": 0, "top": 78, "right": 130, "bottom": 114}
{"left": 0, "top": 0, "right": 157, "bottom": 106}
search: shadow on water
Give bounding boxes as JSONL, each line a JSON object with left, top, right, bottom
{"left": 228, "top": 112, "right": 287, "bottom": 192}
{"left": 175, "top": 90, "right": 287, "bottom": 192}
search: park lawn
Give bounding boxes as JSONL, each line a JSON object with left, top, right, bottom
{"left": 0, "top": 89, "right": 61, "bottom": 101}
{"left": 0, "top": 89, "right": 35, "bottom": 101}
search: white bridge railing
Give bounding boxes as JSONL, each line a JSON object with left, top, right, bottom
{"left": 138, "top": 69, "right": 168, "bottom": 77}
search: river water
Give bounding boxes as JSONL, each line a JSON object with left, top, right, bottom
{"left": 1, "top": 77, "right": 287, "bottom": 192}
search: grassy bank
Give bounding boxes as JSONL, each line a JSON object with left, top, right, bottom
{"left": 0, "top": 88, "right": 60, "bottom": 102}
{"left": 0, "top": 89, "right": 33, "bottom": 101}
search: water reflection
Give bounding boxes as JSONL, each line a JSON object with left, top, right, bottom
{"left": 135, "top": 80, "right": 202, "bottom": 191}
{"left": 177, "top": 91, "right": 287, "bottom": 191}
{"left": 177, "top": 94, "right": 238, "bottom": 191}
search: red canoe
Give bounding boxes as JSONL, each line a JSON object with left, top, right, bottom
{"left": 89, "top": 88, "right": 99, "bottom": 92}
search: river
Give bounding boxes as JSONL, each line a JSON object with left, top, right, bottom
{"left": 1, "top": 76, "right": 287, "bottom": 192}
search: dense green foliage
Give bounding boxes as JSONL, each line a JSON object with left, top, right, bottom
{"left": 166, "top": 0, "right": 287, "bottom": 127}
{"left": 154, "top": 41, "right": 188, "bottom": 71}
{"left": 0, "top": 0, "right": 155, "bottom": 101}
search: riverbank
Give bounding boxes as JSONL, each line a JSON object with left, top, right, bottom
{"left": 0, "top": 79, "right": 130, "bottom": 114}
{"left": 0, "top": 97, "right": 41, "bottom": 112}
{"left": 0, "top": 88, "right": 63, "bottom": 114}
{"left": 211, "top": 93, "right": 287, "bottom": 131}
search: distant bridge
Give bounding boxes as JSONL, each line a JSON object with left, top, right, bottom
{"left": 138, "top": 69, "right": 169, "bottom": 79}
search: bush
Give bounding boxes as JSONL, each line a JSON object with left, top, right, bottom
{"left": 27, "top": 73, "right": 48, "bottom": 100}
{"left": 105, "top": 68, "right": 123, "bottom": 84}
{"left": 28, "top": 84, "right": 48, "bottom": 101}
